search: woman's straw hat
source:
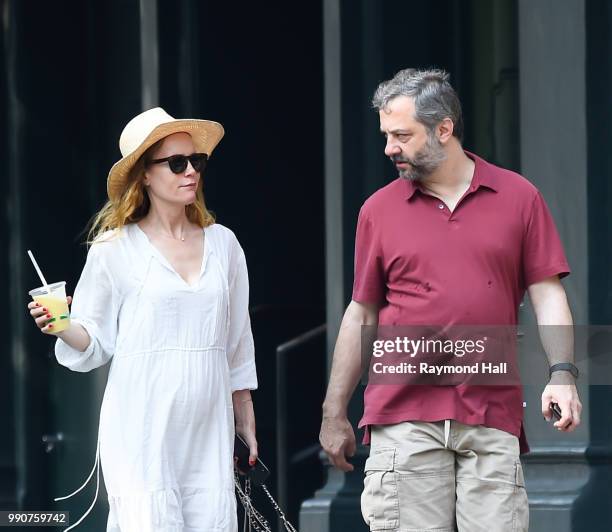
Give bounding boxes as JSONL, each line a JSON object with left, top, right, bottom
{"left": 107, "top": 107, "right": 224, "bottom": 201}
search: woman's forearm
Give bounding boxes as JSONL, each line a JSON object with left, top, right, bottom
{"left": 232, "top": 389, "right": 255, "bottom": 432}
{"left": 56, "top": 322, "right": 91, "bottom": 352}
{"left": 232, "top": 389, "right": 257, "bottom": 462}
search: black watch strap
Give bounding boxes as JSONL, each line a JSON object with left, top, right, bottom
{"left": 549, "top": 362, "right": 579, "bottom": 380}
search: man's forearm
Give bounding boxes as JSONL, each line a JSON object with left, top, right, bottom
{"left": 322, "top": 302, "right": 378, "bottom": 417}
{"left": 530, "top": 278, "right": 582, "bottom": 429}
{"left": 322, "top": 323, "right": 364, "bottom": 417}
{"left": 528, "top": 278, "right": 575, "bottom": 371}
{"left": 538, "top": 322, "right": 574, "bottom": 367}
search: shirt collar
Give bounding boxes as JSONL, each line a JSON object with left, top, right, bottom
{"left": 404, "top": 150, "right": 499, "bottom": 200}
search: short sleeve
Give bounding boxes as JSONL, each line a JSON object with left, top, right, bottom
{"left": 522, "top": 191, "right": 570, "bottom": 287}
{"left": 54, "top": 243, "right": 119, "bottom": 372}
{"left": 352, "top": 205, "right": 385, "bottom": 304}
{"left": 226, "top": 238, "right": 258, "bottom": 392}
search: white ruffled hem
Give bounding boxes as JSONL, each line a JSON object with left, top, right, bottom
{"left": 106, "top": 487, "right": 237, "bottom": 532}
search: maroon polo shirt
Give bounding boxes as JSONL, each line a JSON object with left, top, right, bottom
{"left": 353, "top": 151, "right": 570, "bottom": 453}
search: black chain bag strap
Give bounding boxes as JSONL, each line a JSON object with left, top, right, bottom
{"left": 234, "top": 472, "right": 298, "bottom": 532}
{"left": 234, "top": 434, "right": 298, "bottom": 532}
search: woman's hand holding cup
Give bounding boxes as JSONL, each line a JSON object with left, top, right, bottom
{"left": 27, "top": 295, "right": 72, "bottom": 335}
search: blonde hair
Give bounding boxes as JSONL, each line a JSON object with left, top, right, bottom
{"left": 87, "top": 141, "right": 215, "bottom": 245}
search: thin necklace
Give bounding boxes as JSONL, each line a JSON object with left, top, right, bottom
{"left": 143, "top": 224, "right": 186, "bottom": 242}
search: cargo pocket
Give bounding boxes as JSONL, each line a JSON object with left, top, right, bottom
{"left": 362, "top": 447, "right": 399, "bottom": 531}
{"left": 513, "top": 460, "right": 529, "bottom": 532}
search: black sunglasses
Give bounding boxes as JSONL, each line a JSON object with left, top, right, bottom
{"left": 147, "top": 152, "right": 208, "bottom": 174}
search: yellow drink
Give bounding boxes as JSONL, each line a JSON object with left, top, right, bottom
{"left": 29, "top": 281, "right": 71, "bottom": 333}
{"left": 33, "top": 295, "right": 70, "bottom": 332}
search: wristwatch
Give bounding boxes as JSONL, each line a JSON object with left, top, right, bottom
{"left": 549, "top": 362, "right": 579, "bottom": 380}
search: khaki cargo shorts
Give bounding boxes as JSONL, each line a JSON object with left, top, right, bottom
{"left": 360, "top": 420, "right": 529, "bottom": 532}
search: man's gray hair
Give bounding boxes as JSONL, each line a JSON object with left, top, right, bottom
{"left": 372, "top": 68, "right": 464, "bottom": 142}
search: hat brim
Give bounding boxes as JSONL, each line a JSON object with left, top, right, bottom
{"left": 106, "top": 119, "right": 224, "bottom": 202}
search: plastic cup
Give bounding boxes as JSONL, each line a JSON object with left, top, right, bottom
{"left": 29, "top": 281, "right": 71, "bottom": 333}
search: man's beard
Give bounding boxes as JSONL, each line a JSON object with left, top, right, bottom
{"left": 391, "top": 134, "right": 447, "bottom": 181}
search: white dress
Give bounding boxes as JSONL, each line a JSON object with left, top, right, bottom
{"left": 54, "top": 223, "right": 258, "bottom": 532}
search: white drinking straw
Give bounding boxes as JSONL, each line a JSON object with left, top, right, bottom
{"left": 27, "top": 249, "right": 51, "bottom": 294}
